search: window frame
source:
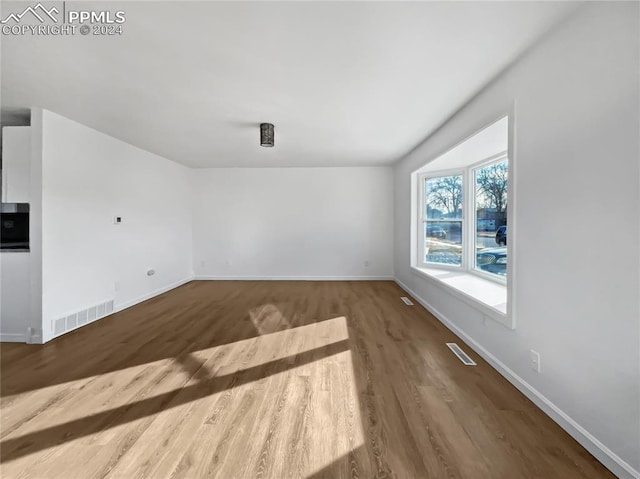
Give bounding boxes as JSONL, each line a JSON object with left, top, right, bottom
{"left": 418, "top": 152, "right": 508, "bottom": 286}
{"left": 418, "top": 168, "right": 466, "bottom": 271}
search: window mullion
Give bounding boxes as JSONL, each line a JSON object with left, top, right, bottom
{"left": 465, "top": 168, "right": 475, "bottom": 272}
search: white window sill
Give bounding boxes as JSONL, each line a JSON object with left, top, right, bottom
{"left": 410, "top": 265, "right": 511, "bottom": 328}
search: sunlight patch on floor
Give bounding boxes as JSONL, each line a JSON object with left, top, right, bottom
{"left": 0, "top": 316, "right": 355, "bottom": 477}
{"left": 303, "top": 346, "right": 365, "bottom": 478}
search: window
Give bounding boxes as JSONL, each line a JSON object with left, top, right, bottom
{"left": 411, "top": 116, "right": 511, "bottom": 324}
{"left": 423, "top": 173, "right": 463, "bottom": 266}
{"left": 415, "top": 114, "right": 510, "bottom": 288}
{"left": 419, "top": 155, "right": 508, "bottom": 282}
{"left": 474, "top": 158, "right": 508, "bottom": 279}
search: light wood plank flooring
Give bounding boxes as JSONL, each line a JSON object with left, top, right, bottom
{"left": 0, "top": 281, "right": 613, "bottom": 478}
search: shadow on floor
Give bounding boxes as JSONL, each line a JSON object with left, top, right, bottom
{"left": 0, "top": 339, "right": 350, "bottom": 463}
{"left": 1, "top": 281, "right": 347, "bottom": 397}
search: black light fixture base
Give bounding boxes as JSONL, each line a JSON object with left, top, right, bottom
{"left": 260, "top": 123, "right": 274, "bottom": 147}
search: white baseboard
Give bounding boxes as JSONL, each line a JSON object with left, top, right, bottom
{"left": 42, "top": 276, "right": 196, "bottom": 344}
{"left": 193, "top": 275, "right": 394, "bottom": 281}
{"left": 27, "top": 333, "right": 43, "bottom": 344}
{"left": 394, "top": 277, "right": 639, "bottom": 479}
{"left": 0, "top": 333, "right": 26, "bottom": 343}
{"left": 115, "top": 276, "right": 195, "bottom": 313}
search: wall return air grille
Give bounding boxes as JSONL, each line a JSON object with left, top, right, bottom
{"left": 52, "top": 299, "right": 114, "bottom": 338}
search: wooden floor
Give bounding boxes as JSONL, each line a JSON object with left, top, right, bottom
{"left": 0, "top": 281, "right": 612, "bottom": 478}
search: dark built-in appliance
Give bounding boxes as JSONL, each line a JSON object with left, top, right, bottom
{"left": 1, "top": 203, "right": 30, "bottom": 251}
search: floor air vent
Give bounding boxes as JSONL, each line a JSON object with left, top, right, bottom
{"left": 446, "top": 343, "right": 476, "bottom": 366}
{"left": 52, "top": 299, "right": 114, "bottom": 339}
{"left": 400, "top": 296, "right": 414, "bottom": 306}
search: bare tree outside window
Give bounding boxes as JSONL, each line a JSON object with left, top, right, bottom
{"left": 476, "top": 160, "right": 508, "bottom": 225}
{"left": 474, "top": 159, "right": 508, "bottom": 278}
{"left": 426, "top": 175, "right": 463, "bottom": 218}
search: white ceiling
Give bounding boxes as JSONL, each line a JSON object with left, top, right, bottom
{"left": 1, "top": 1, "right": 579, "bottom": 168}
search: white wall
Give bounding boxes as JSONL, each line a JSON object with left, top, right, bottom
{"left": 192, "top": 167, "right": 393, "bottom": 279}
{"left": 0, "top": 253, "right": 30, "bottom": 341}
{"left": 28, "top": 109, "right": 43, "bottom": 343}
{"left": 40, "top": 110, "right": 193, "bottom": 341}
{"left": 394, "top": 3, "right": 639, "bottom": 477}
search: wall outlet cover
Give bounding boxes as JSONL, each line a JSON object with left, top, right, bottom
{"left": 529, "top": 349, "right": 541, "bottom": 373}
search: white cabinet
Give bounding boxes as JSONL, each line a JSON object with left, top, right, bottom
{"left": 2, "top": 126, "right": 31, "bottom": 203}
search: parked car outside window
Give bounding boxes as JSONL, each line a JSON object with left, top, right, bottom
{"left": 477, "top": 247, "right": 507, "bottom": 276}
{"left": 426, "top": 224, "right": 446, "bottom": 239}
{"left": 495, "top": 225, "right": 507, "bottom": 246}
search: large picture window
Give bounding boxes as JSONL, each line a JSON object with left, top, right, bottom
{"left": 419, "top": 156, "right": 508, "bottom": 282}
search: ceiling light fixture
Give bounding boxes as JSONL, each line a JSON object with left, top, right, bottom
{"left": 260, "top": 123, "right": 274, "bottom": 147}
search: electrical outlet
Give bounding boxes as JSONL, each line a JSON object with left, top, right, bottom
{"left": 529, "top": 349, "right": 541, "bottom": 373}
{"left": 364, "top": 260, "right": 370, "bottom": 267}
{"left": 114, "top": 281, "right": 120, "bottom": 292}
{"left": 225, "top": 259, "right": 232, "bottom": 266}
